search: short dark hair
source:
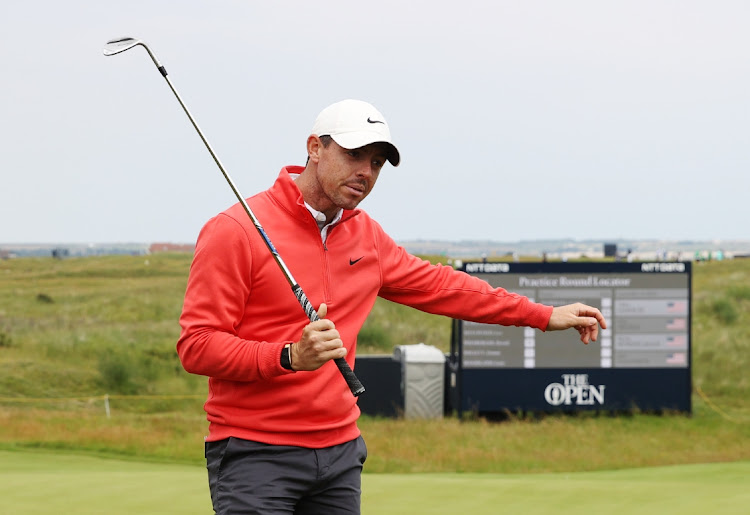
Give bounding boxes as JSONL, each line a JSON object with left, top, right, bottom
{"left": 306, "top": 135, "right": 334, "bottom": 164}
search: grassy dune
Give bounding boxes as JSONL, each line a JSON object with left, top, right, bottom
{"left": 0, "top": 254, "right": 748, "bottom": 473}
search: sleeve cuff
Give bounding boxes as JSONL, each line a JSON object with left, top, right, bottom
{"left": 259, "top": 342, "right": 296, "bottom": 378}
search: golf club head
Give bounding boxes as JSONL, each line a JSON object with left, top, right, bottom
{"left": 103, "top": 37, "right": 143, "bottom": 56}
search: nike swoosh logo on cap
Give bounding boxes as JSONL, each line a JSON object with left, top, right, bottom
{"left": 367, "top": 117, "right": 385, "bottom": 124}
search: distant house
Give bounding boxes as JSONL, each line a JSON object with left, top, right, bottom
{"left": 52, "top": 248, "right": 70, "bottom": 259}
{"left": 149, "top": 243, "right": 195, "bottom": 254}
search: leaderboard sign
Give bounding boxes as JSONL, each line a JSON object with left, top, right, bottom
{"left": 453, "top": 261, "right": 691, "bottom": 413}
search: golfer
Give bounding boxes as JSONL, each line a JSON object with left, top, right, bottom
{"left": 177, "top": 99, "right": 607, "bottom": 514}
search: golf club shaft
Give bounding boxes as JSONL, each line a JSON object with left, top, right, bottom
{"left": 122, "top": 41, "right": 364, "bottom": 397}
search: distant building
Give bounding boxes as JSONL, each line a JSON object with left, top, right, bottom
{"left": 149, "top": 242, "right": 195, "bottom": 253}
{"left": 52, "top": 248, "right": 70, "bottom": 259}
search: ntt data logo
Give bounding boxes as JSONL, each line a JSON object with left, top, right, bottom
{"left": 544, "top": 374, "right": 606, "bottom": 406}
{"left": 464, "top": 262, "right": 510, "bottom": 273}
{"left": 641, "top": 262, "right": 686, "bottom": 272}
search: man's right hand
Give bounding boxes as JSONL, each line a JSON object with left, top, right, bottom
{"left": 290, "top": 303, "right": 347, "bottom": 371}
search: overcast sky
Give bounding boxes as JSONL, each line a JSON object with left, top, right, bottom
{"left": 1, "top": 1, "right": 748, "bottom": 244}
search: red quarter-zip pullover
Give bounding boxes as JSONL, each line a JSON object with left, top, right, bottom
{"left": 177, "top": 167, "right": 553, "bottom": 447}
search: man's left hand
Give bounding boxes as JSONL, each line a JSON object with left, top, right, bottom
{"left": 545, "top": 303, "right": 608, "bottom": 344}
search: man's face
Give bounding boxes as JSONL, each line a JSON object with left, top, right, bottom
{"left": 309, "top": 137, "right": 388, "bottom": 215}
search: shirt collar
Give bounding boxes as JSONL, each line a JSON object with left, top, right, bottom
{"left": 290, "top": 173, "right": 343, "bottom": 240}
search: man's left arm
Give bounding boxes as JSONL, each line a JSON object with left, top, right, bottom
{"left": 374, "top": 228, "right": 551, "bottom": 329}
{"left": 374, "top": 225, "right": 607, "bottom": 340}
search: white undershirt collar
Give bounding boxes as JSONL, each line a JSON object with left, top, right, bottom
{"left": 290, "top": 173, "right": 343, "bottom": 242}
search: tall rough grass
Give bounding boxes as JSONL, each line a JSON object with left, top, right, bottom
{"left": 691, "top": 259, "right": 750, "bottom": 400}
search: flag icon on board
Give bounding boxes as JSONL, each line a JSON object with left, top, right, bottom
{"left": 666, "top": 335, "right": 687, "bottom": 347}
{"left": 666, "top": 352, "right": 687, "bottom": 365}
{"left": 666, "top": 301, "right": 688, "bottom": 314}
{"left": 666, "top": 318, "right": 687, "bottom": 330}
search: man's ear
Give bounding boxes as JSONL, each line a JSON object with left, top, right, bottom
{"left": 307, "top": 135, "right": 322, "bottom": 164}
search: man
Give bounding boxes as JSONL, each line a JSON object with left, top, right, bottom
{"left": 177, "top": 99, "right": 606, "bottom": 514}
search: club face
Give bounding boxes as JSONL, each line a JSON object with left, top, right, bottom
{"left": 103, "top": 37, "right": 142, "bottom": 56}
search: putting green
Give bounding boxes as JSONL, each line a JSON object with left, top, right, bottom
{"left": 1, "top": 450, "right": 747, "bottom": 514}
{"left": 0, "top": 450, "right": 212, "bottom": 514}
{"left": 362, "top": 463, "right": 750, "bottom": 514}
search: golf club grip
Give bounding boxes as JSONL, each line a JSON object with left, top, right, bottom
{"left": 292, "top": 284, "right": 365, "bottom": 397}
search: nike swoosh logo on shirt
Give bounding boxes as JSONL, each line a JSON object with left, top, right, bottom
{"left": 349, "top": 257, "right": 364, "bottom": 266}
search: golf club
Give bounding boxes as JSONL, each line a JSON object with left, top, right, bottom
{"left": 103, "top": 36, "right": 365, "bottom": 397}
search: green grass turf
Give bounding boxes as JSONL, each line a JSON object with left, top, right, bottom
{"left": 1, "top": 450, "right": 747, "bottom": 514}
{"left": 0, "top": 450, "right": 211, "bottom": 514}
{"left": 364, "top": 464, "right": 750, "bottom": 514}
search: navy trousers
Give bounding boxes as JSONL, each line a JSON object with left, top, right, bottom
{"left": 205, "top": 436, "right": 367, "bottom": 514}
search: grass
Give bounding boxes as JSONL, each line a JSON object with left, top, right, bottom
{"left": 1, "top": 399, "right": 747, "bottom": 473}
{"left": 0, "top": 254, "right": 198, "bottom": 397}
{"left": 361, "top": 405, "right": 749, "bottom": 473}
{"left": 0, "top": 254, "right": 749, "bottom": 475}
{"left": 358, "top": 296, "right": 451, "bottom": 354}
{"left": 0, "top": 449, "right": 213, "bottom": 514}
{"left": 691, "top": 259, "right": 750, "bottom": 399}
{"left": 2, "top": 450, "right": 748, "bottom": 514}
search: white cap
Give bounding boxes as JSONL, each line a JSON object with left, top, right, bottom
{"left": 311, "top": 99, "right": 400, "bottom": 167}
